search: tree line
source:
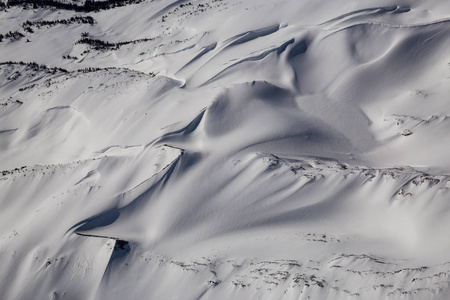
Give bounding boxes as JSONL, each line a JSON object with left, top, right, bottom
{"left": 22, "top": 16, "right": 95, "bottom": 33}
{"left": 1, "top": 0, "right": 145, "bottom": 12}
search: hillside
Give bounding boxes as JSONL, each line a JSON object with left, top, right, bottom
{"left": 2, "top": 0, "right": 450, "bottom": 299}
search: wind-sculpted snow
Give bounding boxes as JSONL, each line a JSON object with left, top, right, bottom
{"left": 2, "top": 0, "right": 450, "bottom": 299}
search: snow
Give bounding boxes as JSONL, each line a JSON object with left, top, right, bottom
{"left": 2, "top": 0, "right": 450, "bottom": 299}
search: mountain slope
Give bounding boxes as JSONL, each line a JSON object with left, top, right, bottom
{"left": 2, "top": 0, "right": 450, "bottom": 299}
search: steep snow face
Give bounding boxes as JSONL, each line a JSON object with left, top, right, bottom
{"left": 2, "top": 0, "right": 450, "bottom": 299}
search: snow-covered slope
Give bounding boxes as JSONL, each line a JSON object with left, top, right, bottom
{"left": 2, "top": 0, "right": 450, "bottom": 299}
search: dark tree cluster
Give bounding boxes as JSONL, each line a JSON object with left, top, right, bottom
{"left": 4, "top": 0, "right": 145, "bottom": 12}
{"left": 76, "top": 66, "right": 156, "bottom": 77}
{"left": 62, "top": 55, "right": 79, "bottom": 60}
{"left": 77, "top": 67, "right": 104, "bottom": 73}
{"left": 76, "top": 36, "right": 155, "bottom": 51}
{"left": 1, "top": 166, "right": 26, "bottom": 177}
{"left": 0, "top": 31, "right": 25, "bottom": 42}
{"left": 76, "top": 37, "right": 117, "bottom": 50}
{"left": 22, "top": 15, "right": 95, "bottom": 32}
{"left": 0, "top": 61, "right": 68, "bottom": 73}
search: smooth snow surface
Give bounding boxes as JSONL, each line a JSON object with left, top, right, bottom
{"left": 2, "top": 0, "right": 450, "bottom": 299}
